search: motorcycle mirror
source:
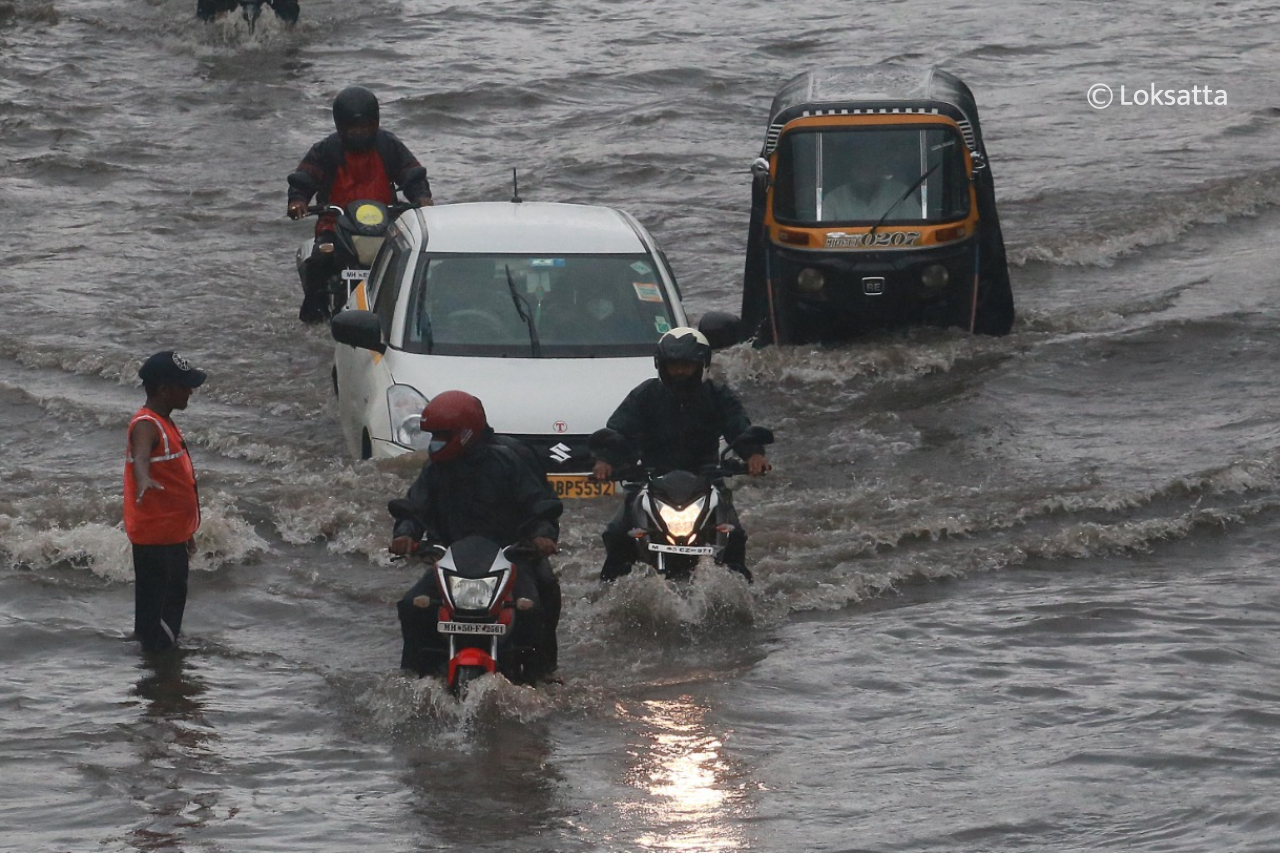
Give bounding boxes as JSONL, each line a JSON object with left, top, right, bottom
{"left": 750, "top": 157, "right": 770, "bottom": 179}
{"left": 730, "top": 425, "right": 774, "bottom": 453}
{"left": 287, "top": 171, "right": 318, "bottom": 195}
{"left": 588, "top": 427, "right": 633, "bottom": 458}
{"left": 387, "top": 497, "right": 428, "bottom": 522}
{"left": 502, "top": 544, "right": 540, "bottom": 562}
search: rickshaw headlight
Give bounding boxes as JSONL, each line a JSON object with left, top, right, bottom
{"left": 921, "top": 265, "right": 950, "bottom": 289}
{"left": 796, "top": 268, "right": 825, "bottom": 294}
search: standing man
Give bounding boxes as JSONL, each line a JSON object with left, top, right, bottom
{"left": 124, "top": 351, "right": 206, "bottom": 653}
{"left": 287, "top": 85, "right": 432, "bottom": 323}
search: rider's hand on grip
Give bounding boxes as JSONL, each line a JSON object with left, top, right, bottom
{"left": 747, "top": 454, "right": 772, "bottom": 476}
{"left": 592, "top": 459, "right": 613, "bottom": 481}
{"left": 388, "top": 536, "right": 417, "bottom": 556}
{"left": 287, "top": 200, "right": 308, "bottom": 220}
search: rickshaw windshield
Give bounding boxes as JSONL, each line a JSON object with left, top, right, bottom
{"left": 773, "top": 125, "right": 970, "bottom": 225}
{"left": 401, "top": 253, "right": 677, "bottom": 357}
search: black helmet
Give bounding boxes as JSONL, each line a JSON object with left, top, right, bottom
{"left": 332, "top": 86, "right": 380, "bottom": 150}
{"left": 654, "top": 327, "right": 712, "bottom": 394}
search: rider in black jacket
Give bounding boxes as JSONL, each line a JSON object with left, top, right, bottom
{"left": 389, "top": 391, "right": 562, "bottom": 677}
{"left": 591, "top": 327, "right": 770, "bottom": 582}
{"left": 286, "top": 86, "right": 432, "bottom": 323}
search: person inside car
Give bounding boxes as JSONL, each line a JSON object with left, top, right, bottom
{"left": 389, "top": 390, "right": 562, "bottom": 678}
{"left": 590, "top": 327, "right": 771, "bottom": 582}
{"left": 287, "top": 86, "right": 432, "bottom": 323}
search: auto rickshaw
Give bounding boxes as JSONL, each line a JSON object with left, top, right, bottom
{"left": 741, "top": 65, "right": 1014, "bottom": 344}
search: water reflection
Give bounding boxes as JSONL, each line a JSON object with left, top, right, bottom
{"left": 127, "top": 649, "right": 218, "bottom": 851}
{"left": 625, "top": 696, "right": 748, "bottom": 853}
{"left": 406, "top": 717, "right": 565, "bottom": 845}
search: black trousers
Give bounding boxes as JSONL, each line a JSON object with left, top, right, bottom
{"left": 132, "top": 543, "right": 190, "bottom": 653}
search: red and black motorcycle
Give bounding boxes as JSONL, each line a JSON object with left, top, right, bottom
{"left": 389, "top": 500, "right": 546, "bottom": 697}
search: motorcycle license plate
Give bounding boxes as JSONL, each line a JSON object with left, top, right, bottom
{"left": 341, "top": 268, "right": 371, "bottom": 281}
{"left": 547, "top": 474, "right": 615, "bottom": 499}
{"left": 648, "top": 543, "right": 715, "bottom": 555}
{"left": 437, "top": 621, "right": 506, "bottom": 636}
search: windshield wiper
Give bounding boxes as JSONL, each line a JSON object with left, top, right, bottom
{"left": 869, "top": 161, "right": 940, "bottom": 237}
{"left": 505, "top": 265, "right": 541, "bottom": 358}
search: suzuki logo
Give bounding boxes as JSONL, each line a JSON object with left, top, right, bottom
{"left": 549, "top": 443, "right": 572, "bottom": 463}
{"left": 553, "top": 421, "right": 568, "bottom": 433}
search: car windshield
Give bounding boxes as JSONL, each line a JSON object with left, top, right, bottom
{"left": 773, "top": 125, "right": 970, "bottom": 225}
{"left": 401, "top": 253, "right": 678, "bottom": 357}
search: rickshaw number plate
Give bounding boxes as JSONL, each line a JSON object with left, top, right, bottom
{"left": 649, "top": 543, "right": 715, "bottom": 555}
{"left": 437, "top": 621, "right": 506, "bottom": 636}
{"left": 548, "top": 475, "right": 615, "bottom": 499}
{"left": 342, "top": 269, "right": 371, "bottom": 281}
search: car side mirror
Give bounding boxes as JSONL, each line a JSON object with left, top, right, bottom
{"left": 331, "top": 310, "right": 385, "bottom": 353}
{"left": 698, "top": 310, "right": 743, "bottom": 350}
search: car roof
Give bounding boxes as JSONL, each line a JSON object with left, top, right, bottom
{"left": 403, "top": 201, "right": 651, "bottom": 255}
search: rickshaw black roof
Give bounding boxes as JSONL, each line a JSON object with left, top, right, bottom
{"left": 763, "top": 65, "right": 989, "bottom": 158}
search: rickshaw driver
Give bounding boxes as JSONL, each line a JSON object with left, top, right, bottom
{"left": 821, "top": 139, "right": 917, "bottom": 222}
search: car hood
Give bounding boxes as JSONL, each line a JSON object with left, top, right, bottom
{"left": 385, "top": 351, "right": 652, "bottom": 438}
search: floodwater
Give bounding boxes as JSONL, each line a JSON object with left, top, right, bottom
{"left": 2, "top": 0, "right": 1279, "bottom": 850}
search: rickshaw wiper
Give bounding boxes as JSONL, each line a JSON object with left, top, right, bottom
{"left": 504, "top": 264, "right": 541, "bottom": 358}
{"left": 869, "top": 162, "right": 940, "bottom": 237}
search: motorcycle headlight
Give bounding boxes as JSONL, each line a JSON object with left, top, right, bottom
{"left": 387, "top": 385, "right": 431, "bottom": 450}
{"left": 658, "top": 498, "right": 705, "bottom": 540}
{"left": 446, "top": 575, "right": 499, "bottom": 611}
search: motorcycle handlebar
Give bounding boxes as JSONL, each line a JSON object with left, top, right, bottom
{"left": 294, "top": 201, "right": 417, "bottom": 219}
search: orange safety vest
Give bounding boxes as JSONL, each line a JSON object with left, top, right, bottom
{"left": 124, "top": 407, "right": 200, "bottom": 546}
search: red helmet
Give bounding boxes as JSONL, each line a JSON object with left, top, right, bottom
{"left": 419, "top": 390, "right": 488, "bottom": 463}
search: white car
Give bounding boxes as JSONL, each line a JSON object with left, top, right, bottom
{"left": 330, "top": 201, "right": 689, "bottom": 497}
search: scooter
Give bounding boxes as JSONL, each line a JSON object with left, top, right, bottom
{"left": 590, "top": 426, "right": 774, "bottom": 580}
{"left": 293, "top": 199, "right": 412, "bottom": 319}
{"left": 388, "top": 499, "right": 547, "bottom": 697}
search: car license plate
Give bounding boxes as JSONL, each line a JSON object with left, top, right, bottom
{"left": 437, "top": 621, "right": 506, "bottom": 636}
{"left": 548, "top": 474, "right": 615, "bottom": 499}
{"left": 341, "top": 268, "right": 371, "bottom": 281}
{"left": 648, "top": 543, "right": 715, "bottom": 555}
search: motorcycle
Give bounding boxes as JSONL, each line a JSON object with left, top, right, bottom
{"left": 589, "top": 425, "right": 774, "bottom": 581}
{"left": 294, "top": 199, "right": 413, "bottom": 320}
{"left": 388, "top": 499, "right": 547, "bottom": 697}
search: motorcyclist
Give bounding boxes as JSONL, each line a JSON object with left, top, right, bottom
{"left": 591, "top": 327, "right": 771, "bottom": 582}
{"left": 286, "top": 86, "right": 433, "bottom": 323}
{"left": 196, "top": 0, "right": 299, "bottom": 26}
{"left": 389, "top": 391, "right": 562, "bottom": 679}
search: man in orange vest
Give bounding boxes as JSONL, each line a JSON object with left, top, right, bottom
{"left": 125, "top": 351, "right": 207, "bottom": 653}
{"left": 287, "top": 86, "right": 432, "bottom": 323}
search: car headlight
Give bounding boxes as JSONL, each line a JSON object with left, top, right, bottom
{"left": 921, "top": 264, "right": 950, "bottom": 289}
{"left": 387, "top": 385, "right": 430, "bottom": 449}
{"left": 658, "top": 498, "right": 705, "bottom": 540}
{"left": 447, "top": 575, "right": 499, "bottom": 611}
